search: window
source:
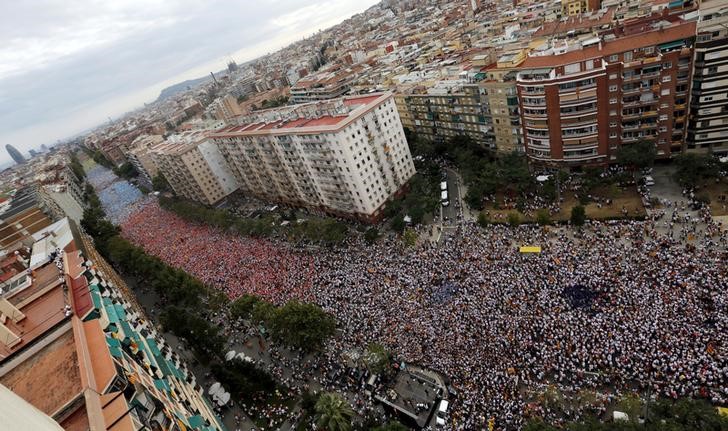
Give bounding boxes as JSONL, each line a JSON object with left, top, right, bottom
{"left": 661, "top": 89, "right": 671, "bottom": 96}
{"left": 610, "top": 98, "right": 618, "bottom": 104}
{"left": 624, "top": 51, "right": 633, "bottom": 62}
{"left": 659, "top": 114, "right": 668, "bottom": 121}
{"left": 644, "top": 46, "right": 654, "bottom": 55}
{"left": 610, "top": 132, "right": 617, "bottom": 138}
{"left": 662, "top": 62, "right": 672, "bottom": 69}
{"left": 609, "top": 73, "right": 618, "bottom": 80}
{"left": 609, "top": 85, "right": 618, "bottom": 92}
{"left": 610, "top": 110, "right": 617, "bottom": 116}
{"left": 565, "top": 63, "right": 581, "bottom": 74}
{"left": 609, "top": 55, "right": 618, "bottom": 62}
{"left": 659, "top": 126, "right": 667, "bottom": 132}
{"left": 662, "top": 75, "right": 671, "bottom": 82}
{"left": 610, "top": 122, "right": 617, "bottom": 127}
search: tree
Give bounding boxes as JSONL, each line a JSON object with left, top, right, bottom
{"left": 211, "top": 358, "right": 276, "bottom": 403}
{"left": 152, "top": 173, "right": 171, "bottom": 192}
{"left": 270, "top": 300, "right": 336, "bottom": 351}
{"left": 160, "top": 306, "right": 224, "bottom": 361}
{"left": 402, "top": 228, "right": 418, "bottom": 247}
{"left": 363, "top": 343, "right": 390, "bottom": 375}
{"left": 113, "top": 162, "right": 138, "bottom": 179}
{"left": 391, "top": 217, "right": 406, "bottom": 233}
{"left": 674, "top": 153, "right": 720, "bottom": 187}
{"left": 477, "top": 211, "right": 489, "bottom": 228}
{"left": 571, "top": 205, "right": 586, "bottom": 226}
{"left": 616, "top": 393, "right": 643, "bottom": 423}
{"left": 616, "top": 141, "right": 657, "bottom": 170}
{"left": 364, "top": 227, "right": 380, "bottom": 245}
{"left": 230, "top": 294, "right": 261, "bottom": 320}
{"left": 315, "top": 392, "right": 355, "bottom": 431}
{"left": 507, "top": 212, "right": 521, "bottom": 228}
{"left": 536, "top": 209, "right": 552, "bottom": 226}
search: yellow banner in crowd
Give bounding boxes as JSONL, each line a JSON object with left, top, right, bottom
{"left": 519, "top": 246, "right": 542, "bottom": 253}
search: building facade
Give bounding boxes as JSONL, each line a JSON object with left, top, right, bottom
{"left": 211, "top": 93, "right": 416, "bottom": 222}
{"left": 516, "top": 22, "right": 696, "bottom": 167}
{"left": 127, "top": 135, "right": 164, "bottom": 182}
{"left": 395, "top": 82, "right": 495, "bottom": 148}
{"left": 152, "top": 133, "right": 240, "bottom": 206}
{"left": 686, "top": 0, "right": 728, "bottom": 154}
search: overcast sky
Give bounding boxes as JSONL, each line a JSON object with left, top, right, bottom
{"left": 0, "top": 0, "right": 380, "bottom": 165}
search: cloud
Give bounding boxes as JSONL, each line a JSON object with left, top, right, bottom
{"left": 0, "top": 0, "right": 379, "bottom": 164}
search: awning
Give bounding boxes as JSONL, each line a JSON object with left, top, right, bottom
{"left": 668, "top": 0, "right": 684, "bottom": 7}
{"left": 659, "top": 40, "right": 684, "bottom": 51}
{"left": 106, "top": 337, "right": 123, "bottom": 358}
{"left": 146, "top": 338, "right": 162, "bottom": 356}
{"left": 188, "top": 415, "right": 205, "bottom": 428}
{"left": 154, "top": 379, "right": 171, "bottom": 392}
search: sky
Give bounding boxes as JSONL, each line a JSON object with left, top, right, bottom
{"left": 0, "top": 0, "right": 380, "bottom": 165}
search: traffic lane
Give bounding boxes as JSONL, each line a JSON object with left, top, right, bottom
{"left": 441, "top": 169, "right": 460, "bottom": 222}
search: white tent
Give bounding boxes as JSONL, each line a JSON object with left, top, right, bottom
{"left": 225, "top": 350, "right": 237, "bottom": 361}
{"left": 208, "top": 382, "right": 221, "bottom": 395}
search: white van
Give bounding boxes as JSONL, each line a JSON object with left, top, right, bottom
{"left": 441, "top": 190, "right": 448, "bottom": 202}
{"left": 644, "top": 176, "right": 655, "bottom": 186}
{"left": 438, "top": 399, "right": 449, "bottom": 414}
{"left": 440, "top": 181, "right": 448, "bottom": 191}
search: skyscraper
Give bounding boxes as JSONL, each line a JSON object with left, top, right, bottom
{"left": 5, "top": 144, "right": 26, "bottom": 165}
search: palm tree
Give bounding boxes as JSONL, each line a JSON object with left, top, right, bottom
{"left": 315, "top": 392, "right": 355, "bottom": 431}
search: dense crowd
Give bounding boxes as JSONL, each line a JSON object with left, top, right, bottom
{"left": 115, "top": 192, "right": 727, "bottom": 430}
{"left": 122, "top": 202, "right": 315, "bottom": 303}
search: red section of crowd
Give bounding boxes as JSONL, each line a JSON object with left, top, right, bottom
{"left": 121, "top": 202, "right": 314, "bottom": 303}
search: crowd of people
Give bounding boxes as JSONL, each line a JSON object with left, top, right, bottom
{"left": 122, "top": 202, "right": 315, "bottom": 304}
{"left": 87, "top": 160, "right": 727, "bottom": 430}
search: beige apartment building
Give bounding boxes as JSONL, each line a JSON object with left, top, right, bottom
{"left": 152, "top": 131, "right": 239, "bottom": 205}
{"left": 126, "top": 135, "right": 164, "bottom": 182}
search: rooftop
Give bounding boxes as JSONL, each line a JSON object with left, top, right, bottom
{"left": 212, "top": 92, "right": 392, "bottom": 138}
{"left": 520, "top": 21, "right": 696, "bottom": 68}
{"left": 0, "top": 329, "right": 81, "bottom": 417}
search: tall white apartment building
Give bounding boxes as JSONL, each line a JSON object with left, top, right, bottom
{"left": 152, "top": 131, "right": 239, "bottom": 205}
{"left": 210, "top": 92, "right": 416, "bottom": 221}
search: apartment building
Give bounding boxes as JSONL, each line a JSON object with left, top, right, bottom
{"left": 481, "top": 59, "right": 525, "bottom": 153}
{"left": 289, "top": 65, "right": 360, "bottom": 104}
{"left": 152, "top": 131, "right": 239, "bottom": 205}
{"left": 127, "top": 135, "right": 164, "bottom": 182}
{"left": 0, "top": 218, "right": 225, "bottom": 431}
{"left": 206, "top": 95, "right": 244, "bottom": 123}
{"left": 395, "top": 82, "right": 495, "bottom": 148}
{"left": 686, "top": 0, "right": 728, "bottom": 154}
{"left": 211, "top": 92, "right": 416, "bottom": 222}
{"left": 516, "top": 20, "right": 696, "bottom": 167}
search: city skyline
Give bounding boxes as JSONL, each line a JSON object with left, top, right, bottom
{"left": 0, "top": 0, "right": 379, "bottom": 166}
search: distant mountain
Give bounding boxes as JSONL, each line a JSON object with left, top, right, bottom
{"left": 155, "top": 75, "right": 214, "bottom": 102}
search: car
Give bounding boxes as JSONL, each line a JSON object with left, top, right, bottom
{"left": 643, "top": 176, "right": 655, "bottom": 186}
{"left": 442, "top": 200, "right": 450, "bottom": 207}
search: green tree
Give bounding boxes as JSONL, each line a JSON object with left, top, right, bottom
{"left": 363, "top": 343, "right": 390, "bottom": 375}
{"left": 571, "top": 205, "right": 586, "bottom": 226}
{"left": 364, "top": 227, "right": 380, "bottom": 245}
{"left": 160, "top": 306, "right": 224, "bottom": 361}
{"left": 152, "top": 173, "right": 171, "bottom": 192}
{"left": 507, "top": 212, "right": 521, "bottom": 228}
{"left": 674, "top": 153, "right": 720, "bottom": 187}
{"left": 252, "top": 301, "right": 277, "bottom": 326}
{"left": 616, "top": 141, "right": 657, "bottom": 170}
{"left": 391, "top": 216, "right": 406, "bottom": 233}
{"left": 211, "top": 358, "right": 276, "bottom": 403}
{"left": 315, "top": 392, "right": 355, "bottom": 431}
{"left": 402, "top": 228, "right": 418, "bottom": 247}
{"left": 616, "top": 393, "right": 644, "bottom": 423}
{"left": 270, "top": 300, "right": 336, "bottom": 351}
{"left": 477, "top": 211, "right": 489, "bottom": 228}
{"left": 113, "top": 162, "right": 138, "bottom": 179}
{"left": 536, "top": 209, "right": 552, "bottom": 226}
{"left": 230, "top": 294, "right": 261, "bottom": 320}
